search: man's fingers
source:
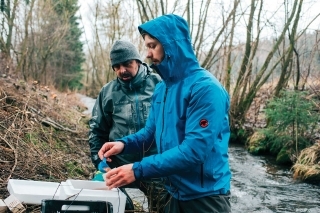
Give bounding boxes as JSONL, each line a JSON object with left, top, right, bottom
{"left": 98, "top": 143, "right": 111, "bottom": 159}
{"left": 106, "top": 168, "right": 128, "bottom": 189}
{"left": 106, "top": 170, "right": 119, "bottom": 189}
{"left": 107, "top": 179, "right": 119, "bottom": 190}
{"left": 104, "top": 149, "right": 113, "bottom": 158}
{"left": 99, "top": 142, "right": 124, "bottom": 160}
{"left": 105, "top": 164, "right": 134, "bottom": 190}
{"left": 106, "top": 167, "right": 117, "bottom": 178}
{"left": 107, "top": 177, "right": 126, "bottom": 190}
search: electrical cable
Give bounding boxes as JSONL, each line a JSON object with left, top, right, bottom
{"left": 63, "top": 188, "right": 83, "bottom": 213}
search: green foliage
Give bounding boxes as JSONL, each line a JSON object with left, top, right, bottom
{"left": 65, "top": 161, "right": 85, "bottom": 177}
{"left": 25, "top": 132, "right": 37, "bottom": 144}
{"left": 276, "top": 147, "right": 292, "bottom": 165}
{"left": 230, "top": 127, "right": 249, "bottom": 144}
{"left": 54, "top": 138, "right": 68, "bottom": 150}
{"left": 0, "top": 0, "right": 5, "bottom": 12}
{"left": 247, "top": 132, "right": 268, "bottom": 155}
{"left": 52, "top": 0, "right": 85, "bottom": 91}
{"left": 259, "top": 90, "right": 318, "bottom": 164}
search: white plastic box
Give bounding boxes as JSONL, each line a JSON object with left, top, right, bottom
{"left": 7, "top": 179, "right": 126, "bottom": 213}
{"left": 7, "top": 179, "right": 61, "bottom": 205}
{"left": 59, "top": 179, "right": 126, "bottom": 213}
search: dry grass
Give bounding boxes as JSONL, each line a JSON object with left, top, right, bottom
{"left": 292, "top": 141, "right": 320, "bottom": 182}
{"left": 0, "top": 77, "right": 94, "bottom": 205}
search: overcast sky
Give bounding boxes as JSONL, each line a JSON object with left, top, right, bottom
{"left": 77, "top": 0, "right": 320, "bottom": 48}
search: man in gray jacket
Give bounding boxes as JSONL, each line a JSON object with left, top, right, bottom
{"left": 88, "top": 40, "right": 164, "bottom": 212}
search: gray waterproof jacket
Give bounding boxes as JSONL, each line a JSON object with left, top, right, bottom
{"left": 88, "top": 63, "right": 161, "bottom": 168}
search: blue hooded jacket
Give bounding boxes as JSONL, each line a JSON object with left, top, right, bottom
{"left": 120, "top": 14, "right": 231, "bottom": 200}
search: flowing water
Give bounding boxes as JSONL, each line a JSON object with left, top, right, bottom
{"left": 229, "top": 144, "right": 320, "bottom": 213}
{"left": 77, "top": 94, "right": 97, "bottom": 115}
{"left": 79, "top": 94, "right": 320, "bottom": 213}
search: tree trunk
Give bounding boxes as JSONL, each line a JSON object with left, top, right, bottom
{"left": 229, "top": 0, "right": 302, "bottom": 142}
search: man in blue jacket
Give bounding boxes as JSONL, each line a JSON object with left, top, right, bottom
{"left": 99, "top": 14, "right": 232, "bottom": 213}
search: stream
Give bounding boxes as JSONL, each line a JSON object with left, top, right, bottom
{"left": 229, "top": 144, "right": 319, "bottom": 213}
{"left": 77, "top": 94, "right": 320, "bottom": 213}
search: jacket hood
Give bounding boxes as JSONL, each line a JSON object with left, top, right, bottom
{"left": 138, "top": 14, "right": 201, "bottom": 82}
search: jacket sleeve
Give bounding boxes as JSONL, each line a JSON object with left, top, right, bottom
{"left": 135, "top": 79, "right": 230, "bottom": 179}
{"left": 88, "top": 88, "right": 112, "bottom": 169}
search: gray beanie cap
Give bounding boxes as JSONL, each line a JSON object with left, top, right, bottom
{"left": 110, "top": 40, "right": 143, "bottom": 67}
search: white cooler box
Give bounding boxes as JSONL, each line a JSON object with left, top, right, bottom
{"left": 7, "top": 179, "right": 60, "bottom": 205}
{"left": 7, "top": 179, "right": 126, "bottom": 213}
{"left": 59, "top": 179, "right": 126, "bottom": 213}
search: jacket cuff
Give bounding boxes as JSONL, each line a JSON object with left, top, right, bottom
{"left": 132, "top": 162, "right": 143, "bottom": 180}
{"left": 116, "top": 140, "right": 127, "bottom": 154}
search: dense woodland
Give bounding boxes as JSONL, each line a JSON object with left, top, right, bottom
{"left": 0, "top": 0, "right": 320, "bottom": 188}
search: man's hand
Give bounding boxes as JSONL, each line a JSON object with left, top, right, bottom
{"left": 105, "top": 164, "right": 136, "bottom": 189}
{"left": 98, "top": 141, "right": 125, "bottom": 162}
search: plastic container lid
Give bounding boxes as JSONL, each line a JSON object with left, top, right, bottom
{"left": 7, "top": 179, "right": 61, "bottom": 205}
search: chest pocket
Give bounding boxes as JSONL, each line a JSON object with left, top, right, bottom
{"left": 113, "top": 101, "right": 151, "bottom": 135}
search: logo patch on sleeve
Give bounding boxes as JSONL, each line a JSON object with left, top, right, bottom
{"left": 199, "top": 119, "right": 209, "bottom": 128}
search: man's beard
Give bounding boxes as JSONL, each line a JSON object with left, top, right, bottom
{"left": 120, "top": 72, "right": 133, "bottom": 81}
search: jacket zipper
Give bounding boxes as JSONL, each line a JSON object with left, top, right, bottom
{"left": 131, "top": 81, "right": 142, "bottom": 160}
{"left": 160, "top": 87, "right": 168, "bottom": 153}
{"left": 134, "top": 90, "right": 141, "bottom": 129}
{"left": 130, "top": 81, "right": 141, "bottom": 130}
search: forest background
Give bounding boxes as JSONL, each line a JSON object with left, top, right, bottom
{"left": 1, "top": 0, "right": 320, "bottom": 184}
